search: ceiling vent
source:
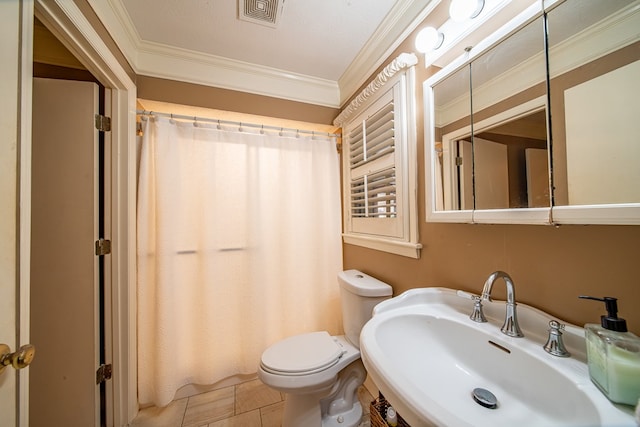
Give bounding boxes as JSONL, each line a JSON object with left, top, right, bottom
{"left": 238, "top": 0, "right": 284, "bottom": 28}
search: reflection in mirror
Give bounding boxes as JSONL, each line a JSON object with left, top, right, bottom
{"left": 547, "top": 0, "right": 640, "bottom": 206}
{"left": 474, "top": 110, "right": 549, "bottom": 208}
{"left": 432, "top": 65, "right": 472, "bottom": 211}
{"left": 470, "top": 16, "right": 549, "bottom": 210}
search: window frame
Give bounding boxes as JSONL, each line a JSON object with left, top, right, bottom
{"left": 336, "top": 54, "right": 421, "bottom": 258}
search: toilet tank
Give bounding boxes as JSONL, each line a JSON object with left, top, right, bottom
{"left": 338, "top": 270, "right": 392, "bottom": 348}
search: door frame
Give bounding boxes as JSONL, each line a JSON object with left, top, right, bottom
{"left": 21, "top": 1, "right": 137, "bottom": 425}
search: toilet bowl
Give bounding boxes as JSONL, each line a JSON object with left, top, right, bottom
{"left": 258, "top": 270, "right": 392, "bottom": 427}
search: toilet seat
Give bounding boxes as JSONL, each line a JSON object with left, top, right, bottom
{"left": 260, "top": 331, "right": 346, "bottom": 376}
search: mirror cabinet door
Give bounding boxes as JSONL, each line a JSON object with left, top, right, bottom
{"left": 432, "top": 64, "right": 473, "bottom": 214}
{"left": 426, "top": 0, "right": 640, "bottom": 224}
{"left": 547, "top": 0, "right": 640, "bottom": 208}
{"left": 470, "top": 16, "right": 549, "bottom": 211}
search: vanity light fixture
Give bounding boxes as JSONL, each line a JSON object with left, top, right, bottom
{"left": 415, "top": 26, "right": 445, "bottom": 53}
{"left": 449, "top": 0, "right": 485, "bottom": 22}
{"left": 421, "top": 0, "right": 514, "bottom": 68}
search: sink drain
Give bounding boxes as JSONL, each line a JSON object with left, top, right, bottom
{"left": 472, "top": 388, "right": 498, "bottom": 409}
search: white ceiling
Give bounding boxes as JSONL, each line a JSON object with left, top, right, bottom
{"left": 121, "top": 0, "right": 394, "bottom": 81}
{"left": 89, "top": 0, "right": 436, "bottom": 107}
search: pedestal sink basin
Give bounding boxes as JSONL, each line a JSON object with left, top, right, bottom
{"left": 360, "top": 288, "right": 636, "bottom": 427}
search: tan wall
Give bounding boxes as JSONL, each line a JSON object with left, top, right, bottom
{"left": 343, "top": 10, "right": 640, "bottom": 334}
{"left": 137, "top": 76, "right": 340, "bottom": 125}
{"left": 33, "top": 18, "right": 97, "bottom": 82}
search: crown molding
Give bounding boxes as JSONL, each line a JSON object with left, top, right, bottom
{"left": 333, "top": 53, "right": 418, "bottom": 127}
{"left": 135, "top": 40, "right": 341, "bottom": 107}
{"left": 338, "top": 0, "right": 440, "bottom": 107}
{"left": 88, "top": 0, "right": 434, "bottom": 108}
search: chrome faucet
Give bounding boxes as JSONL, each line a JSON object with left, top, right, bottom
{"left": 481, "top": 271, "right": 524, "bottom": 337}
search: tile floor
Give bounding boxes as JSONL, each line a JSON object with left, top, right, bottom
{"left": 132, "top": 378, "right": 374, "bottom": 427}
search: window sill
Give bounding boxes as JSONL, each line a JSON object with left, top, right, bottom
{"left": 342, "top": 234, "right": 422, "bottom": 259}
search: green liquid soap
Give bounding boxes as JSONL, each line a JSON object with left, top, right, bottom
{"left": 581, "top": 296, "right": 640, "bottom": 406}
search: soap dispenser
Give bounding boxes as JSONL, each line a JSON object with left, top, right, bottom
{"left": 579, "top": 296, "right": 640, "bottom": 406}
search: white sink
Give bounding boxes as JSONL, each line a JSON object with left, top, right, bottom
{"left": 360, "top": 288, "right": 636, "bottom": 427}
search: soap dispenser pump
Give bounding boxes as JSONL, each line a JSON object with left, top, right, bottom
{"left": 579, "top": 295, "right": 640, "bottom": 406}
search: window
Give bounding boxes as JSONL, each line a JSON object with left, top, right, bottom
{"left": 335, "top": 53, "right": 421, "bottom": 258}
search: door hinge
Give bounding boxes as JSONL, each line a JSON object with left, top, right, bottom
{"left": 96, "top": 364, "right": 112, "bottom": 384}
{"left": 95, "top": 114, "right": 111, "bottom": 132}
{"left": 456, "top": 156, "right": 463, "bottom": 166}
{"left": 95, "top": 238, "right": 111, "bottom": 256}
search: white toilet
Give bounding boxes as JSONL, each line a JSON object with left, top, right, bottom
{"left": 258, "top": 269, "right": 392, "bottom": 427}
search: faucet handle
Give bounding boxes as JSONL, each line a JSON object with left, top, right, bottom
{"left": 543, "top": 320, "right": 571, "bottom": 357}
{"left": 457, "top": 290, "right": 487, "bottom": 323}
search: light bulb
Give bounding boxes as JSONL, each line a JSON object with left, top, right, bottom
{"left": 415, "top": 27, "right": 444, "bottom": 53}
{"left": 449, "top": 0, "right": 484, "bottom": 22}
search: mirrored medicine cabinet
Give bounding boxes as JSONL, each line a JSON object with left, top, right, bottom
{"left": 424, "top": 0, "right": 640, "bottom": 225}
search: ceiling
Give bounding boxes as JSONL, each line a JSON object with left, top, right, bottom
{"left": 90, "top": 0, "right": 436, "bottom": 107}
{"left": 121, "top": 0, "right": 396, "bottom": 81}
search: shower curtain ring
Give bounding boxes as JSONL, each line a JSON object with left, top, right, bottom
{"left": 260, "top": 124, "right": 264, "bottom": 135}
{"left": 217, "top": 120, "right": 221, "bottom": 130}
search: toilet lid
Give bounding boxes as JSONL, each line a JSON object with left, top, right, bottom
{"left": 260, "top": 331, "right": 345, "bottom": 375}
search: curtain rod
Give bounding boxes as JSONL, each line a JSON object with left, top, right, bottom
{"left": 136, "top": 110, "right": 341, "bottom": 139}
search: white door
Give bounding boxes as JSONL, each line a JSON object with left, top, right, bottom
{"left": 30, "top": 77, "right": 101, "bottom": 426}
{"left": 0, "top": 2, "right": 27, "bottom": 425}
{"left": 526, "top": 148, "right": 551, "bottom": 208}
{"left": 458, "top": 139, "right": 474, "bottom": 210}
{"left": 473, "top": 137, "right": 509, "bottom": 210}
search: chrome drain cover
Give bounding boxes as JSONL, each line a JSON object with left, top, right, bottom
{"left": 472, "top": 388, "right": 498, "bottom": 409}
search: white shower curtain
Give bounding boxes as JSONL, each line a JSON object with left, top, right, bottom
{"left": 137, "top": 116, "right": 343, "bottom": 407}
